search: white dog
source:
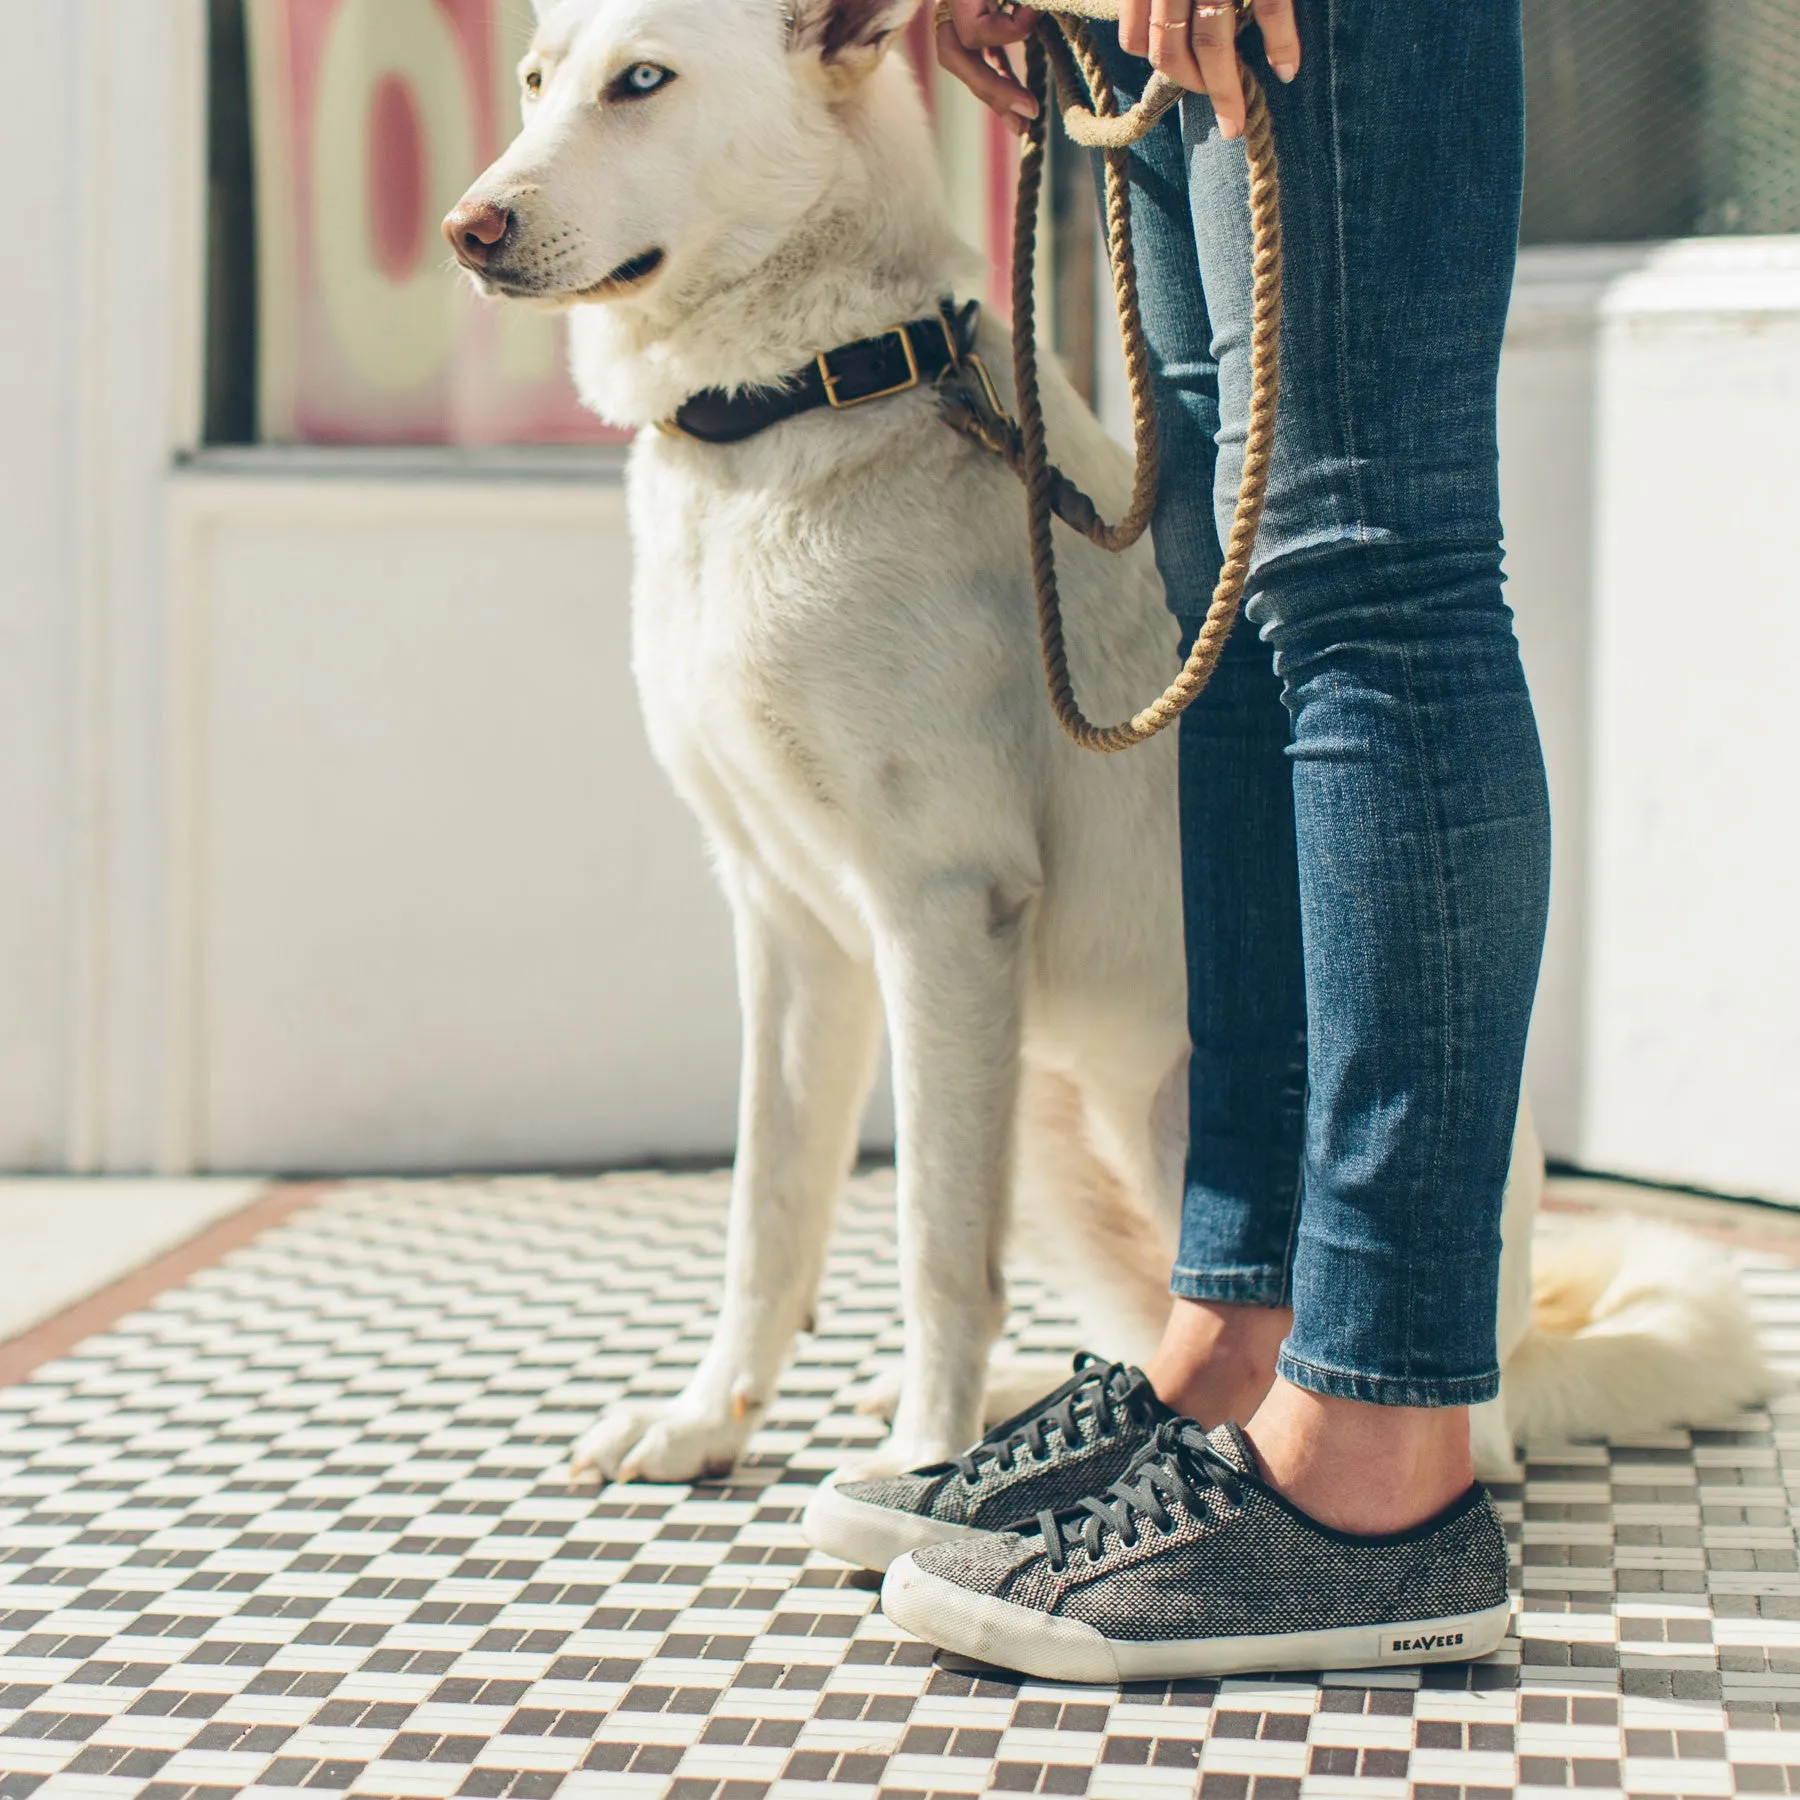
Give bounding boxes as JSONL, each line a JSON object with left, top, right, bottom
{"left": 446, "top": 0, "right": 1769, "bottom": 1487}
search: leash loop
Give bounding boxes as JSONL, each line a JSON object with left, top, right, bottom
{"left": 948, "top": 12, "right": 1283, "bottom": 753}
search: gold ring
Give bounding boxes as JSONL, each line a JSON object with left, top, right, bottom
{"left": 933, "top": 0, "right": 953, "bottom": 24}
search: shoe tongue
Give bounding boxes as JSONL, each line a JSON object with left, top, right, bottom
{"left": 1113, "top": 1365, "right": 1181, "bottom": 1422}
{"left": 1071, "top": 1353, "right": 1147, "bottom": 1408}
{"left": 1201, "top": 1421, "right": 1258, "bottom": 1477}
{"left": 1106, "top": 1362, "right": 1147, "bottom": 1400}
{"left": 1072, "top": 1357, "right": 1182, "bottom": 1430}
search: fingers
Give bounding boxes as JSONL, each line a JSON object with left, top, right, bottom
{"left": 1118, "top": 0, "right": 1152, "bottom": 58}
{"left": 933, "top": 0, "right": 1294, "bottom": 136}
{"left": 1189, "top": 5, "right": 1244, "bottom": 135}
{"left": 935, "top": 15, "right": 1037, "bottom": 128}
{"left": 950, "top": 0, "right": 1038, "bottom": 48}
{"left": 1251, "top": 0, "right": 1300, "bottom": 81}
{"left": 1145, "top": 0, "right": 1205, "bottom": 95}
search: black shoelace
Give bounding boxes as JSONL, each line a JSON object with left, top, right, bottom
{"left": 1035, "top": 1419, "right": 1247, "bottom": 1571}
{"left": 951, "top": 1354, "right": 1140, "bottom": 1485}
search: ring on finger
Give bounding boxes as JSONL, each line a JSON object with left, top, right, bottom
{"left": 933, "top": 0, "right": 953, "bottom": 24}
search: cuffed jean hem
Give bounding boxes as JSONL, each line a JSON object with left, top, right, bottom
{"left": 1169, "top": 1265, "right": 1290, "bottom": 1307}
{"left": 1276, "top": 1349, "right": 1502, "bottom": 1410}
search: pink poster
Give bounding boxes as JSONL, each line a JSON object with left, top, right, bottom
{"left": 248, "top": 0, "right": 1012, "bottom": 446}
{"left": 249, "top": 0, "right": 619, "bottom": 444}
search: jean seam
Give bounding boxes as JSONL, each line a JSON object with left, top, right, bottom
{"left": 1171, "top": 1264, "right": 1290, "bottom": 1306}
{"left": 1323, "top": 0, "right": 1369, "bottom": 536}
{"left": 1278, "top": 1348, "right": 1501, "bottom": 1409}
{"left": 1396, "top": 632, "right": 1456, "bottom": 1381}
{"left": 1275, "top": 1129, "right": 1304, "bottom": 1310}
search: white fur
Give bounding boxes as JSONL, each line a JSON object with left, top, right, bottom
{"left": 1505, "top": 1218, "right": 1772, "bottom": 1452}
{"left": 452, "top": 0, "right": 1771, "bottom": 1488}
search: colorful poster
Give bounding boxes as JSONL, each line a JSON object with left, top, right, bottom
{"left": 246, "top": 0, "right": 1016, "bottom": 446}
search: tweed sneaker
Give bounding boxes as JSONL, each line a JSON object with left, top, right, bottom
{"left": 803, "top": 1354, "right": 1175, "bottom": 1571}
{"left": 882, "top": 1418, "right": 1513, "bottom": 1682}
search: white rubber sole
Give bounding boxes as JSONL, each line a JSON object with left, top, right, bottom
{"left": 802, "top": 1480, "right": 988, "bottom": 1572}
{"left": 882, "top": 1554, "right": 1513, "bottom": 1683}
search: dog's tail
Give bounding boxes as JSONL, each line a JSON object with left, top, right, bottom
{"left": 1502, "top": 1216, "right": 1773, "bottom": 1451}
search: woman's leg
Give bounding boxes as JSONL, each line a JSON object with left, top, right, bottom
{"left": 1088, "top": 31, "right": 1309, "bottom": 1429}
{"left": 1180, "top": 0, "right": 1551, "bottom": 1526}
{"left": 867, "top": 1, "right": 1541, "bottom": 1677}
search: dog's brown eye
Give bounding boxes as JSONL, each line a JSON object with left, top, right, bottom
{"left": 523, "top": 68, "right": 542, "bottom": 94}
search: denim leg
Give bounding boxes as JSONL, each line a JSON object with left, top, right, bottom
{"left": 1088, "top": 28, "right": 1310, "bottom": 1304}
{"left": 1183, "top": 0, "right": 1551, "bottom": 1404}
{"left": 1171, "top": 612, "right": 1308, "bottom": 1306}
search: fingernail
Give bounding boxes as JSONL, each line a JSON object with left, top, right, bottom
{"left": 1271, "top": 57, "right": 1297, "bottom": 81}
{"left": 1009, "top": 94, "right": 1037, "bottom": 117}
{"left": 1219, "top": 117, "right": 1241, "bottom": 139}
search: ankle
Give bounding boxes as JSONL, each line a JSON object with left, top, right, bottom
{"left": 1243, "top": 1377, "right": 1473, "bottom": 1536}
{"left": 1146, "top": 1299, "right": 1291, "bottom": 1427}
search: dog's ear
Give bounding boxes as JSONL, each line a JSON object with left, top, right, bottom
{"left": 790, "top": 0, "right": 917, "bottom": 79}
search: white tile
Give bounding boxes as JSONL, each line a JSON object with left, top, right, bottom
{"left": 1, "top": 1171, "right": 1799, "bottom": 1800}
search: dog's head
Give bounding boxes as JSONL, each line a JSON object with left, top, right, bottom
{"left": 442, "top": 0, "right": 920, "bottom": 314}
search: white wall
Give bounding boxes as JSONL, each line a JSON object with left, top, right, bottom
{"left": 1500, "top": 249, "right": 1647, "bottom": 1167}
{"left": 1503, "top": 241, "right": 1800, "bottom": 1201}
{"left": 1, "top": 0, "right": 1795, "bottom": 1195}
{"left": 0, "top": 0, "right": 76, "bottom": 1169}
{"left": 1582, "top": 242, "right": 1800, "bottom": 1197}
{"left": 0, "top": 0, "right": 206, "bottom": 1171}
{"left": 163, "top": 457, "right": 745, "bottom": 1171}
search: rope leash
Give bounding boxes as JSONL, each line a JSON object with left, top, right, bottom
{"left": 939, "top": 6, "right": 1283, "bottom": 753}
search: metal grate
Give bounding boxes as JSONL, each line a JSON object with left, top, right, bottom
{"left": 1702, "top": 0, "right": 1800, "bottom": 233}
{"left": 1522, "top": 0, "right": 1800, "bottom": 243}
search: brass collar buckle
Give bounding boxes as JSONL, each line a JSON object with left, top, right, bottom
{"left": 817, "top": 326, "right": 921, "bottom": 408}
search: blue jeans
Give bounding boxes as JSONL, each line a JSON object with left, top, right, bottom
{"left": 1092, "top": 0, "right": 1551, "bottom": 1405}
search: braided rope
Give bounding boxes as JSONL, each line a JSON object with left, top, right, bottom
{"left": 1007, "top": 17, "right": 1282, "bottom": 753}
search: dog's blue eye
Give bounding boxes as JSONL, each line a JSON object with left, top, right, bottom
{"left": 621, "top": 62, "right": 673, "bottom": 96}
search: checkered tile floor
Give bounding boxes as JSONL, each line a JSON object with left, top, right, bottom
{"left": 3, "top": 1171, "right": 1800, "bottom": 1800}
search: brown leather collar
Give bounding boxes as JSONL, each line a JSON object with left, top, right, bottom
{"left": 662, "top": 302, "right": 975, "bottom": 445}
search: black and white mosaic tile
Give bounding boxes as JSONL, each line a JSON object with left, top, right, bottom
{"left": 2, "top": 1171, "right": 1798, "bottom": 1799}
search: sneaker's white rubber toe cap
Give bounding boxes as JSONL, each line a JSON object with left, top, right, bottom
{"left": 802, "top": 1479, "right": 988, "bottom": 1572}
{"left": 882, "top": 1553, "right": 1124, "bottom": 1681}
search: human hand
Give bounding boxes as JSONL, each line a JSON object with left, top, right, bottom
{"left": 934, "top": 0, "right": 1041, "bottom": 133}
{"left": 1117, "top": 0, "right": 1299, "bottom": 138}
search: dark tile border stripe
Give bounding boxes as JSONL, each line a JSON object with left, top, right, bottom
{"left": 0, "top": 1182, "right": 330, "bottom": 1388}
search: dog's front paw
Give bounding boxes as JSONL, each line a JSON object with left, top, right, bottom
{"left": 569, "top": 1397, "right": 750, "bottom": 1487}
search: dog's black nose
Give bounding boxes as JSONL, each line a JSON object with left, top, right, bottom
{"left": 443, "top": 200, "right": 513, "bottom": 269}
